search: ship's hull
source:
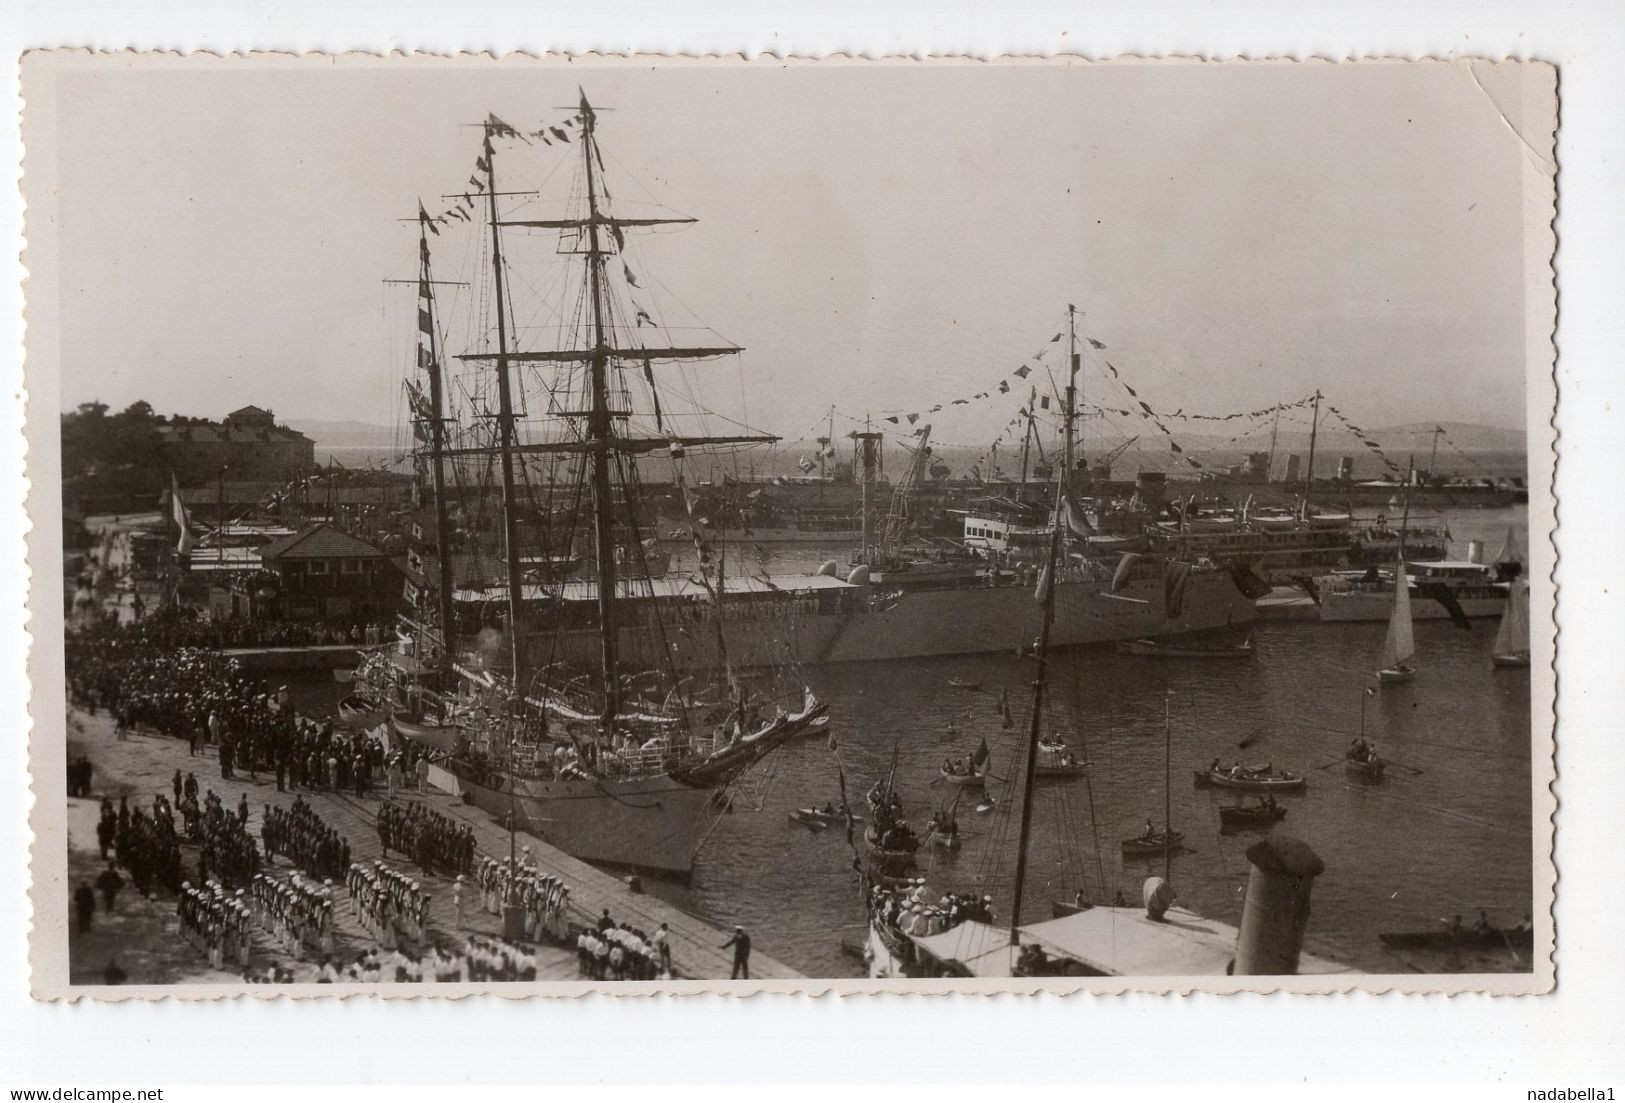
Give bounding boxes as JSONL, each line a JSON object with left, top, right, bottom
{"left": 431, "top": 763, "right": 716, "bottom": 878}
{"left": 683, "top": 525, "right": 859, "bottom": 544}
{"left": 533, "top": 570, "right": 1257, "bottom": 671}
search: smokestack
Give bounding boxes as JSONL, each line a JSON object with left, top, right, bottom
{"left": 1336, "top": 456, "right": 1354, "bottom": 483}
{"left": 1283, "top": 455, "right": 1301, "bottom": 486}
{"left": 1135, "top": 471, "right": 1167, "bottom": 513}
{"left": 1234, "top": 835, "right": 1326, "bottom": 975}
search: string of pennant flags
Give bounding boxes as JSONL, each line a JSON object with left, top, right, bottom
{"left": 1322, "top": 404, "right": 1405, "bottom": 476}
{"left": 416, "top": 113, "right": 588, "bottom": 233}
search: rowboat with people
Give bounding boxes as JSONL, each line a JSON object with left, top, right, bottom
{"left": 1035, "top": 735, "right": 1088, "bottom": 777}
{"left": 789, "top": 804, "right": 859, "bottom": 830}
{"left": 1380, "top": 912, "right": 1534, "bottom": 954}
{"left": 1344, "top": 743, "right": 1387, "bottom": 781}
{"left": 1121, "top": 826, "right": 1184, "bottom": 858}
{"left": 1218, "top": 796, "right": 1287, "bottom": 830}
{"left": 939, "top": 736, "right": 992, "bottom": 786}
{"left": 1194, "top": 761, "right": 1307, "bottom": 792}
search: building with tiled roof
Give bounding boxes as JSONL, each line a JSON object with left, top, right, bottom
{"left": 157, "top": 405, "right": 315, "bottom": 486}
{"left": 251, "top": 522, "right": 402, "bottom": 623}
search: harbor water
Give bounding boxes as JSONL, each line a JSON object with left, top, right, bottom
{"left": 294, "top": 506, "right": 1534, "bottom": 976}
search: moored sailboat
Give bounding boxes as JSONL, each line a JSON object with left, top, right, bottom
{"left": 1376, "top": 558, "right": 1417, "bottom": 683}
{"left": 1491, "top": 577, "right": 1531, "bottom": 668}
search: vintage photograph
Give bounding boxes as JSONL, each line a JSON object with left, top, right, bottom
{"left": 24, "top": 54, "right": 1556, "bottom": 996}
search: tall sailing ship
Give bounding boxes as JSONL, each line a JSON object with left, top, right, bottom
{"left": 368, "top": 93, "right": 829, "bottom": 879}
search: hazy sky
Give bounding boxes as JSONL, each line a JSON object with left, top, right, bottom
{"left": 31, "top": 57, "right": 1546, "bottom": 454}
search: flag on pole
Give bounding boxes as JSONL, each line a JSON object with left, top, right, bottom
{"left": 170, "top": 473, "right": 195, "bottom": 556}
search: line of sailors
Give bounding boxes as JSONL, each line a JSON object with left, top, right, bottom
{"left": 475, "top": 853, "right": 572, "bottom": 943}
{"left": 176, "top": 879, "right": 254, "bottom": 972}
{"left": 247, "top": 871, "right": 336, "bottom": 960}
{"left": 293, "top": 938, "right": 543, "bottom": 984}
{"left": 346, "top": 860, "right": 431, "bottom": 950}
{"left": 262, "top": 798, "right": 351, "bottom": 881}
{"left": 577, "top": 920, "right": 669, "bottom": 981}
{"left": 871, "top": 880, "right": 997, "bottom": 939}
{"left": 376, "top": 800, "right": 475, "bottom": 876}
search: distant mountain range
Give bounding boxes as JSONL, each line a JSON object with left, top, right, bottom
{"left": 287, "top": 418, "right": 401, "bottom": 450}
{"left": 292, "top": 416, "right": 1526, "bottom": 455}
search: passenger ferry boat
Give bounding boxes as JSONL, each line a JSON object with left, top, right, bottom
{"left": 1315, "top": 560, "right": 1511, "bottom": 622}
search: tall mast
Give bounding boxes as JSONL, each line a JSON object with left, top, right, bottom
{"left": 1266, "top": 406, "right": 1281, "bottom": 482}
{"left": 481, "top": 125, "right": 527, "bottom": 699}
{"left": 1008, "top": 473, "right": 1066, "bottom": 945}
{"left": 1303, "top": 389, "right": 1322, "bottom": 513}
{"left": 1163, "top": 692, "right": 1173, "bottom": 885}
{"left": 1018, "top": 406, "right": 1032, "bottom": 493}
{"left": 1065, "top": 304, "right": 1078, "bottom": 492}
{"left": 416, "top": 214, "right": 459, "bottom": 658}
{"left": 1427, "top": 425, "right": 1443, "bottom": 486}
{"left": 579, "top": 94, "right": 622, "bottom": 726}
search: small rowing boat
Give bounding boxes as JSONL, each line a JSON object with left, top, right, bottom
{"left": 1033, "top": 736, "right": 1086, "bottom": 776}
{"left": 947, "top": 677, "right": 982, "bottom": 691}
{"left": 1120, "top": 830, "right": 1184, "bottom": 857}
{"left": 789, "top": 806, "right": 858, "bottom": 829}
{"left": 1345, "top": 755, "right": 1386, "bottom": 781}
{"left": 1379, "top": 927, "right": 1533, "bottom": 953}
{"left": 1117, "top": 635, "right": 1253, "bottom": 659}
{"left": 1194, "top": 763, "right": 1306, "bottom": 792}
{"left": 336, "top": 693, "right": 385, "bottom": 728}
{"left": 1218, "top": 799, "right": 1287, "bottom": 829}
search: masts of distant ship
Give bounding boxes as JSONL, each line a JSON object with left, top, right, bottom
{"left": 1301, "top": 388, "right": 1323, "bottom": 517}
{"left": 415, "top": 211, "right": 459, "bottom": 658}
{"left": 579, "top": 94, "right": 623, "bottom": 726}
{"left": 1065, "top": 303, "right": 1079, "bottom": 495}
{"left": 481, "top": 122, "right": 529, "bottom": 717}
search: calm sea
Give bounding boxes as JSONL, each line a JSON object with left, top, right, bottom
{"left": 295, "top": 505, "right": 1534, "bottom": 976}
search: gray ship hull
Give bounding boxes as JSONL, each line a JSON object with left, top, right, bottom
{"left": 426, "top": 763, "right": 717, "bottom": 878}
{"left": 533, "top": 569, "right": 1257, "bottom": 671}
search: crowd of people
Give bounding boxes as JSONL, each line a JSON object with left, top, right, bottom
{"left": 196, "top": 795, "right": 263, "bottom": 888}
{"left": 176, "top": 880, "right": 254, "bottom": 972}
{"left": 578, "top": 909, "right": 673, "bottom": 981}
{"left": 246, "top": 937, "right": 544, "bottom": 985}
{"left": 63, "top": 611, "right": 734, "bottom": 985}
{"left": 346, "top": 861, "right": 430, "bottom": 950}
{"left": 870, "top": 880, "right": 996, "bottom": 940}
{"left": 66, "top": 616, "right": 390, "bottom": 799}
{"left": 82, "top": 611, "right": 396, "bottom": 653}
{"left": 248, "top": 871, "right": 335, "bottom": 961}
{"left": 109, "top": 797, "right": 185, "bottom": 895}
{"left": 262, "top": 798, "right": 352, "bottom": 881}
{"left": 377, "top": 800, "right": 475, "bottom": 876}
{"left": 474, "top": 854, "right": 573, "bottom": 945}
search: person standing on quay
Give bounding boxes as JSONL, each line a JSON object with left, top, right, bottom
{"left": 654, "top": 921, "right": 671, "bottom": 976}
{"left": 74, "top": 883, "right": 96, "bottom": 933}
{"left": 415, "top": 755, "right": 430, "bottom": 795}
{"left": 722, "top": 925, "right": 751, "bottom": 980}
{"left": 96, "top": 861, "right": 124, "bottom": 913}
